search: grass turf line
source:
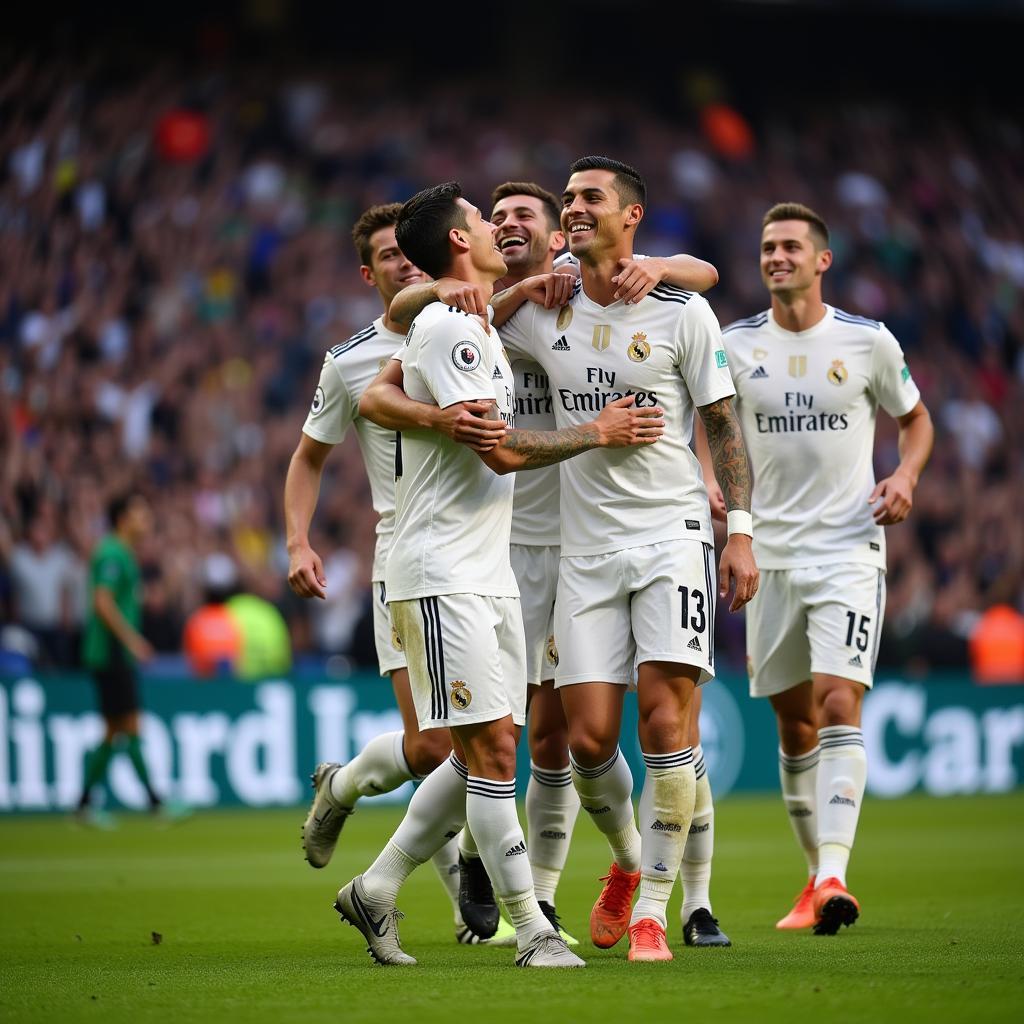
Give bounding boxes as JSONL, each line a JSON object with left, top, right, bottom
{"left": 1, "top": 793, "right": 1022, "bottom": 1024}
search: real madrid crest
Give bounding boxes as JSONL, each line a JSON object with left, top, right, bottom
{"left": 556, "top": 305, "right": 573, "bottom": 331}
{"left": 627, "top": 331, "right": 651, "bottom": 362}
{"left": 545, "top": 634, "right": 559, "bottom": 667}
{"left": 827, "top": 359, "right": 848, "bottom": 386}
{"left": 391, "top": 625, "right": 403, "bottom": 652}
{"left": 450, "top": 680, "right": 472, "bottom": 710}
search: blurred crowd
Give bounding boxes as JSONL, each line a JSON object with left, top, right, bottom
{"left": 1, "top": 51, "right": 1021, "bottom": 677}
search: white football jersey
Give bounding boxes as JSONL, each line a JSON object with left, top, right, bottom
{"left": 385, "top": 303, "right": 519, "bottom": 602}
{"left": 302, "top": 317, "right": 405, "bottom": 581}
{"left": 509, "top": 357, "right": 560, "bottom": 546}
{"left": 723, "top": 305, "right": 921, "bottom": 570}
{"left": 501, "top": 281, "right": 735, "bottom": 556}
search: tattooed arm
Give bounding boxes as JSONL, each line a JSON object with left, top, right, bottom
{"left": 698, "top": 396, "right": 752, "bottom": 513}
{"left": 480, "top": 396, "right": 664, "bottom": 475}
{"left": 697, "top": 396, "right": 759, "bottom": 612}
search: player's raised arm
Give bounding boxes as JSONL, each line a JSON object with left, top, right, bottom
{"left": 389, "top": 279, "right": 490, "bottom": 329}
{"left": 697, "top": 395, "right": 759, "bottom": 612}
{"left": 478, "top": 394, "right": 665, "bottom": 476}
{"left": 360, "top": 356, "right": 508, "bottom": 451}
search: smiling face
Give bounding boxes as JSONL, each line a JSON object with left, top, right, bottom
{"left": 760, "top": 219, "right": 832, "bottom": 298}
{"left": 491, "top": 194, "right": 564, "bottom": 276}
{"left": 453, "top": 197, "right": 508, "bottom": 278}
{"left": 560, "top": 169, "right": 641, "bottom": 262}
{"left": 360, "top": 225, "right": 428, "bottom": 305}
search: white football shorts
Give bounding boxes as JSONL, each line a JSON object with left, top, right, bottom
{"left": 510, "top": 543, "right": 559, "bottom": 687}
{"left": 745, "top": 563, "right": 886, "bottom": 698}
{"left": 390, "top": 594, "right": 527, "bottom": 731}
{"left": 554, "top": 539, "right": 717, "bottom": 689}
{"left": 373, "top": 580, "right": 407, "bottom": 677}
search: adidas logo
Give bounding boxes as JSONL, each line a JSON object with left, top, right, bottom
{"left": 789, "top": 808, "right": 813, "bottom": 818}
{"left": 750, "top": 365, "right": 769, "bottom": 379}
{"left": 539, "top": 829, "right": 567, "bottom": 840}
{"left": 552, "top": 336, "right": 570, "bottom": 351}
{"left": 651, "top": 819, "right": 682, "bottom": 833}
{"left": 654, "top": 861, "right": 668, "bottom": 872}
{"left": 689, "top": 822, "right": 710, "bottom": 835}
{"left": 492, "top": 365, "right": 503, "bottom": 379}
{"left": 448, "top": 864, "right": 459, "bottom": 875}
{"left": 505, "top": 841, "right": 527, "bottom": 857}
{"left": 445, "top": 830, "right": 459, "bottom": 839}
{"left": 583, "top": 804, "right": 611, "bottom": 815}
{"left": 829, "top": 795, "right": 856, "bottom": 807}
{"left": 848, "top": 654, "right": 863, "bottom": 667}
{"left": 687, "top": 636, "right": 702, "bottom": 652}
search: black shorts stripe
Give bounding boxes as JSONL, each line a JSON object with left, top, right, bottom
{"left": 702, "top": 542, "right": 716, "bottom": 669}
{"left": 420, "top": 598, "right": 447, "bottom": 720}
{"left": 871, "top": 570, "right": 884, "bottom": 675}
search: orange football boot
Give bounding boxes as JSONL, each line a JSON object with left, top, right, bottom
{"left": 627, "top": 918, "right": 673, "bottom": 962}
{"left": 589, "top": 863, "right": 640, "bottom": 948}
{"left": 812, "top": 877, "right": 860, "bottom": 935}
{"left": 776, "top": 878, "right": 818, "bottom": 930}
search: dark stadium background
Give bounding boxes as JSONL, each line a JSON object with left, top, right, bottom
{"left": 1, "top": 0, "right": 1022, "bottom": 813}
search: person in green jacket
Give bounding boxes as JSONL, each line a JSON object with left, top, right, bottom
{"left": 76, "top": 493, "right": 162, "bottom": 820}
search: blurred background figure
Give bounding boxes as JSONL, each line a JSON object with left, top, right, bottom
{"left": 76, "top": 492, "right": 163, "bottom": 824}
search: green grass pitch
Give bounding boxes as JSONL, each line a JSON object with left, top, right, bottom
{"left": 1, "top": 793, "right": 1022, "bottom": 1024}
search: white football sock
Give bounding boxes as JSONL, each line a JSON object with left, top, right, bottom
{"left": 362, "top": 753, "right": 467, "bottom": 904}
{"left": 815, "top": 726, "right": 867, "bottom": 888}
{"left": 631, "top": 748, "right": 696, "bottom": 929}
{"left": 330, "top": 730, "right": 415, "bottom": 808}
{"left": 430, "top": 833, "right": 463, "bottom": 925}
{"left": 569, "top": 747, "right": 641, "bottom": 872}
{"left": 526, "top": 762, "right": 580, "bottom": 905}
{"left": 465, "top": 776, "right": 551, "bottom": 951}
{"left": 779, "top": 744, "right": 820, "bottom": 878}
{"left": 681, "top": 744, "right": 714, "bottom": 920}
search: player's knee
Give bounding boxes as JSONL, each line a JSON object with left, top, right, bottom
{"left": 818, "top": 686, "right": 861, "bottom": 727}
{"left": 638, "top": 702, "right": 687, "bottom": 752}
{"left": 529, "top": 724, "right": 570, "bottom": 770}
{"left": 404, "top": 729, "right": 452, "bottom": 777}
{"left": 776, "top": 713, "right": 817, "bottom": 753}
{"left": 471, "top": 730, "right": 518, "bottom": 779}
{"left": 567, "top": 726, "right": 617, "bottom": 768}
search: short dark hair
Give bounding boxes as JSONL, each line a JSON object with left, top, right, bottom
{"left": 107, "top": 492, "right": 143, "bottom": 528}
{"left": 351, "top": 203, "right": 403, "bottom": 266}
{"left": 395, "top": 182, "right": 469, "bottom": 280}
{"left": 491, "top": 181, "right": 561, "bottom": 231}
{"left": 567, "top": 155, "right": 646, "bottom": 208}
{"left": 762, "top": 202, "right": 830, "bottom": 249}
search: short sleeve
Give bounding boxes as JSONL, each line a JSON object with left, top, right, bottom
{"left": 416, "top": 317, "right": 497, "bottom": 409}
{"left": 870, "top": 326, "right": 921, "bottom": 418}
{"left": 94, "top": 553, "right": 123, "bottom": 589}
{"left": 302, "top": 354, "right": 353, "bottom": 445}
{"left": 675, "top": 295, "right": 736, "bottom": 407}
{"left": 498, "top": 302, "right": 539, "bottom": 362}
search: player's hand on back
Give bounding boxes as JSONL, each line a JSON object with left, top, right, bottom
{"left": 718, "top": 536, "right": 759, "bottom": 613}
{"left": 519, "top": 273, "right": 576, "bottom": 310}
{"left": 288, "top": 544, "right": 327, "bottom": 600}
{"left": 435, "top": 401, "right": 508, "bottom": 452}
{"left": 612, "top": 257, "right": 662, "bottom": 305}
{"left": 435, "top": 278, "right": 491, "bottom": 330}
{"left": 867, "top": 469, "right": 914, "bottom": 525}
{"left": 593, "top": 394, "right": 665, "bottom": 448}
